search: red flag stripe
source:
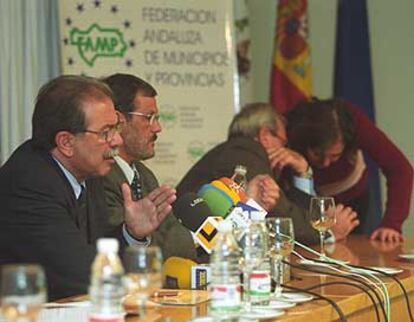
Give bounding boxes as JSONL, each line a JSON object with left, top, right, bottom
{"left": 270, "top": 65, "right": 308, "bottom": 115}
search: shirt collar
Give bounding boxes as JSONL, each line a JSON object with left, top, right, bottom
{"left": 114, "top": 156, "right": 135, "bottom": 184}
{"left": 53, "top": 157, "right": 86, "bottom": 199}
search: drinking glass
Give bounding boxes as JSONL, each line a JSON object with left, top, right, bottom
{"left": 0, "top": 264, "right": 47, "bottom": 322}
{"left": 265, "top": 218, "right": 294, "bottom": 298}
{"left": 122, "top": 246, "right": 162, "bottom": 317}
{"left": 309, "top": 197, "right": 336, "bottom": 257}
{"left": 241, "top": 221, "right": 269, "bottom": 310}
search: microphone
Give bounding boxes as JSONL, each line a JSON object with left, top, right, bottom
{"left": 197, "top": 176, "right": 268, "bottom": 239}
{"left": 197, "top": 177, "right": 249, "bottom": 218}
{"left": 174, "top": 189, "right": 266, "bottom": 253}
{"left": 215, "top": 177, "right": 248, "bottom": 202}
{"left": 163, "top": 257, "right": 197, "bottom": 289}
{"left": 163, "top": 257, "right": 212, "bottom": 290}
{"left": 225, "top": 202, "right": 266, "bottom": 241}
{"left": 211, "top": 179, "right": 241, "bottom": 204}
{"left": 173, "top": 193, "right": 223, "bottom": 254}
{"left": 198, "top": 183, "right": 234, "bottom": 217}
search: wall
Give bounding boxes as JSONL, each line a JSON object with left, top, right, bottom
{"left": 368, "top": 0, "right": 414, "bottom": 235}
{"left": 248, "top": 0, "right": 413, "bottom": 235}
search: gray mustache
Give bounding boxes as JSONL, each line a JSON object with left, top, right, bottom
{"left": 104, "top": 148, "right": 119, "bottom": 159}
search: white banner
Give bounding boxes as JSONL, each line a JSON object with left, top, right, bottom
{"left": 58, "top": 0, "right": 239, "bottom": 185}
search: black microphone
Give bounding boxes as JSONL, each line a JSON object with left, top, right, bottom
{"left": 173, "top": 192, "right": 223, "bottom": 254}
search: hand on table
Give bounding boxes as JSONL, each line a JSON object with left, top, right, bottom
{"left": 369, "top": 239, "right": 402, "bottom": 253}
{"left": 370, "top": 227, "right": 404, "bottom": 243}
{"left": 123, "top": 184, "right": 176, "bottom": 239}
{"left": 331, "top": 204, "right": 359, "bottom": 241}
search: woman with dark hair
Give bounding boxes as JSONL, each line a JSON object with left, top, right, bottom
{"left": 286, "top": 98, "right": 413, "bottom": 242}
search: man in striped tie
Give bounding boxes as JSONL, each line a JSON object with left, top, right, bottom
{"left": 102, "top": 73, "right": 200, "bottom": 261}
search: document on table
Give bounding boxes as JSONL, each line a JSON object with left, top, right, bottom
{"left": 38, "top": 306, "right": 90, "bottom": 322}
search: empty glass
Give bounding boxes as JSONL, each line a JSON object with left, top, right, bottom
{"left": 266, "top": 218, "right": 294, "bottom": 298}
{"left": 122, "top": 246, "right": 162, "bottom": 317}
{"left": 0, "top": 264, "right": 46, "bottom": 322}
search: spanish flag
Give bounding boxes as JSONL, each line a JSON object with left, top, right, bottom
{"left": 270, "top": 0, "right": 312, "bottom": 114}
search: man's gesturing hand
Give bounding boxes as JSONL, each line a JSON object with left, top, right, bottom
{"left": 122, "top": 184, "right": 176, "bottom": 239}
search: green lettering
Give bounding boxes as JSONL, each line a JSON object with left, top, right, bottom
{"left": 84, "top": 37, "right": 94, "bottom": 52}
{"left": 69, "top": 24, "right": 127, "bottom": 66}
{"left": 95, "top": 37, "right": 109, "bottom": 52}
{"left": 110, "top": 38, "right": 118, "bottom": 51}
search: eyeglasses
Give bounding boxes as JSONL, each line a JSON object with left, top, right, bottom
{"left": 128, "top": 112, "right": 160, "bottom": 126}
{"left": 82, "top": 121, "right": 122, "bottom": 142}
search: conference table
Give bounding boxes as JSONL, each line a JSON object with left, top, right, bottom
{"left": 56, "top": 235, "right": 414, "bottom": 322}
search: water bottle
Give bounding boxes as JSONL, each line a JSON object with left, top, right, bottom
{"left": 89, "top": 238, "right": 125, "bottom": 322}
{"left": 230, "top": 165, "right": 248, "bottom": 193}
{"left": 209, "top": 221, "right": 242, "bottom": 319}
{"left": 242, "top": 219, "right": 271, "bottom": 308}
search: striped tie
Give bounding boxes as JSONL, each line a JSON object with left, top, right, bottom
{"left": 131, "top": 168, "right": 143, "bottom": 200}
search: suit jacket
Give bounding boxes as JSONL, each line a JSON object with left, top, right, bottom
{"left": 0, "top": 140, "right": 121, "bottom": 300}
{"left": 176, "top": 137, "right": 319, "bottom": 245}
{"left": 102, "top": 161, "right": 199, "bottom": 261}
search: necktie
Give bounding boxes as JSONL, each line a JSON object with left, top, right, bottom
{"left": 131, "top": 168, "right": 143, "bottom": 200}
{"left": 76, "top": 185, "right": 88, "bottom": 230}
{"left": 77, "top": 185, "right": 86, "bottom": 205}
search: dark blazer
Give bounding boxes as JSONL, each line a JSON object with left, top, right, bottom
{"left": 0, "top": 140, "right": 119, "bottom": 300}
{"left": 102, "top": 161, "right": 199, "bottom": 261}
{"left": 176, "top": 137, "right": 319, "bottom": 245}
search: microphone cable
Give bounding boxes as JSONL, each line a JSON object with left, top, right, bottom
{"left": 302, "top": 281, "right": 381, "bottom": 322}
{"left": 284, "top": 259, "right": 383, "bottom": 322}
{"left": 305, "top": 259, "right": 413, "bottom": 322}
{"left": 290, "top": 240, "right": 391, "bottom": 322}
{"left": 347, "top": 263, "right": 414, "bottom": 322}
{"left": 281, "top": 283, "right": 347, "bottom": 322}
{"left": 300, "top": 256, "right": 410, "bottom": 316}
{"left": 288, "top": 253, "right": 388, "bottom": 321}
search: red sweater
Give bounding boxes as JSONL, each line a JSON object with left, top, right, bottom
{"left": 313, "top": 103, "right": 413, "bottom": 232}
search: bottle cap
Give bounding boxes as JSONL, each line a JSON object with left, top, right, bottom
{"left": 217, "top": 220, "right": 233, "bottom": 233}
{"left": 234, "top": 165, "right": 247, "bottom": 176}
{"left": 97, "top": 238, "right": 119, "bottom": 253}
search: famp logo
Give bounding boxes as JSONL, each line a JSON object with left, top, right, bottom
{"left": 70, "top": 23, "right": 127, "bottom": 66}
{"left": 187, "top": 141, "right": 205, "bottom": 161}
{"left": 159, "top": 105, "right": 177, "bottom": 130}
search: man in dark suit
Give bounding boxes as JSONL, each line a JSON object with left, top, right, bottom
{"left": 177, "top": 103, "right": 359, "bottom": 244}
{"left": 101, "top": 73, "right": 199, "bottom": 261}
{"left": 0, "top": 76, "right": 176, "bottom": 300}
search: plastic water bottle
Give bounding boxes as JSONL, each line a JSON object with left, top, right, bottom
{"left": 242, "top": 219, "right": 271, "bottom": 308}
{"left": 89, "top": 238, "right": 125, "bottom": 322}
{"left": 209, "top": 221, "right": 242, "bottom": 319}
{"left": 230, "top": 165, "right": 248, "bottom": 193}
